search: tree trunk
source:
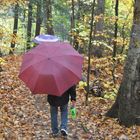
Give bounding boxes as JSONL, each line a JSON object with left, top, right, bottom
{"left": 0, "top": 50, "right": 2, "bottom": 57}
{"left": 113, "top": 0, "right": 119, "bottom": 57}
{"left": 95, "top": 0, "right": 105, "bottom": 33}
{"left": 35, "top": 0, "right": 42, "bottom": 37}
{"left": 0, "top": 38, "right": 2, "bottom": 71}
{"left": 9, "top": 3, "right": 19, "bottom": 54}
{"left": 26, "top": 0, "right": 33, "bottom": 50}
{"left": 74, "top": 0, "right": 81, "bottom": 50}
{"left": 86, "top": 0, "right": 96, "bottom": 105}
{"left": 92, "top": 0, "right": 105, "bottom": 58}
{"left": 0, "top": 39, "right": 2, "bottom": 57}
{"left": 106, "top": 0, "right": 140, "bottom": 127}
{"left": 43, "top": 0, "right": 47, "bottom": 33}
{"left": 112, "top": 0, "right": 119, "bottom": 85}
{"left": 70, "top": 0, "right": 75, "bottom": 45}
{"left": 46, "top": 0, "right": 54, "bottom": 35}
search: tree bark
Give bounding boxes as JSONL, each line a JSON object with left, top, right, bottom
{"left": 86, "top": 0, "right": 96, "bottom": 105}
{"left": 35, "top": 0, "right": 42, "bottom": 37}
{"left": 112, "top": 0, "right": 119, "bottom": 85}
{"left": 46, "top": 0, "right": 54, "bottom": 35}
{"left": 43, "top": 0, "right": 47, "bottom": 33}
{"left": 9, "top": 3, "right": 19, "bottom": 54}
{"left": 26, "top": 0, "right": 33, "bottom": 50}
{"left": 106, "top": 0, "right": 140, "bottom": 127}
{"left": 73, "top": 0, "right": 81, "bottom": 50}
{"left": 95, "top": 0, "right": 105, "bottom": 33}
{"left": 113, "top": 0, "right": 119, "bottom": 57}
{"left": 92, "top": 0, "right": 105, "bottom": 58}
{"left": 70, "top": 0, "right": 75, "bottom": 45}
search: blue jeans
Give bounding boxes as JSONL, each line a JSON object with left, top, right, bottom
{"left": 50, "top": 104, "right": 68, "bottom": 134}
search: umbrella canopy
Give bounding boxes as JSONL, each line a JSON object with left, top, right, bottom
{"left": 19, "top": 42, "right": 83, "bottom": 96}
{"left": 32, "top": 34, "right": 59, "bottom": 44}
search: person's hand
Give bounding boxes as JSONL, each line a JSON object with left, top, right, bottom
{"left": 70, "top": 101, "right": 76, "bottom": 119}
{"left": 71, "top": 100, "right": 76, "bottom": 108}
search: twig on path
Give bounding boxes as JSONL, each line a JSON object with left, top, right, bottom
{"left": 81, "top": 123, "right": 89, "bottom": 133}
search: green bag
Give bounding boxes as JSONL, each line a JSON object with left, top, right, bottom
{"left": 70, "top": 107, "right": 76, "bottom": 119}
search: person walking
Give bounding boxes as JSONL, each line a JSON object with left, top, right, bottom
{"left": 47, "top": 85, "right": 76, "bottom": 137}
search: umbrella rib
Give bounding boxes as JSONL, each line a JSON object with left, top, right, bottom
{"left": 26, "top": 52, "right": 82, "bottom": 61}
{"left": 51, "top": 59, "right": 81, "bottom": 80}
{"left": 51, "top": 54, "right": 82, "bottom": 58}
{"left": 23, "top": 54, "right": 82, "bottom": 73}
{"left": 31, "top": 72, "right": 40, "bottom": 93}
{"left": 27, "top": 52, "right": 48, "bottom": 58}
{"left": 51, "top": 73, "right": 61, "bottom": 94}
{"left": 30, "top": 71, "right": 60, "bottom": 94}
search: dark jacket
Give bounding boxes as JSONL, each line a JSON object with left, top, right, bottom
{"left": 47, "top": 85, "right": 76, "bottom": 106}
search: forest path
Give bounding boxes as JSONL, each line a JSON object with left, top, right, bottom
{"left": 0, "top": 55, "right": 139, "bottom": 140}
{"left": 0, "top": 55, "right": 96, "bottom": 140}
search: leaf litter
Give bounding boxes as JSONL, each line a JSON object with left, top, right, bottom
{"left": 0, "top": 55, "right": 140, "bottom": 140}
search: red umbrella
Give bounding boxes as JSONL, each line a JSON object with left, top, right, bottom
{"left": 19, "top": 42, "right": 83, "bottom": 96}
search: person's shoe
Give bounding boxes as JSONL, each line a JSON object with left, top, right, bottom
{"left": 51, "top": 132, "right": 59, "bottom": 138}
{"left": 61, "top": 129, "right": 68, "bottom": 137}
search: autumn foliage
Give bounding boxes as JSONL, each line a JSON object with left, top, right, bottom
{"left": 0, "top": 0, "right": 140, "bottom": 139}
{"left": 0, "top": 55, "right": 140, "bottom": 139}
